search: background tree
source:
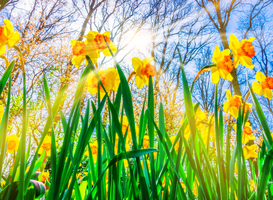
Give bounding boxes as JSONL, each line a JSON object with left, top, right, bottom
{"left": 195, "top": 0, "right": 273, "bottom": 96}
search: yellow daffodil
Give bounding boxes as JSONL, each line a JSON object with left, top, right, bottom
{"left": 223, "top": 89, "right": 252, "bottom": 118}
{"left": 229, "top": 34, "right": 255, "bottom": 69}
{"left": 38, "top": 170, "right": 50, "bottom": 185}
{"left": 242, "top": 122, "right": 255, "bottom": 144}
{"left": 120, "top": 116, "right": 138, "bottom": 142}
{"left": 6, "top": 134, "right": 19, "bottom": 154}
{"left": 132, "top": 57, "right": 156, "bottom": 88}
{"left": 243, "top": 144, "right": 258, "bottom": 159}
{"left": 84, "top": 31, "right": 117, "bottom": 57}
{"left": 244, "top": 102, "right": 252, "bottom": 114}
{"left": 70, "top": 40, "right": 99, "bottom": 68}
{"left": 223, "top": 89, "right": 242, "bottom": 118}
{"left": 87, "top": 67, "right": 120, "bottom": 98}
{"left": 233, "top": 122, "right": 255, "bottom": 144}
{"left": 252, "top": 71, "right": 273, "bottom": 100}
{"left": 0, "top": 19, "right": 20, "bottom": 55}
{"left": 1, "top": 180, "right": 6, "bottom": 188}
{"left": 193, "top": 181, "right": 199, "bottom": 197}
{"left": 38, "top": 135, "right": 53, "bottom": 157}
{"left": 143, "top": 135, "right": 149, "bottom": 148}
{"left": 0, "top": 104, "right": 4, "bottom": 122}
{"left": 84, "top": 141, "right": 100, "bottom": 162}
{"left": 211, "top": 46, "right": 234, "bottom": 83}
{"left": 250, "top": 179, "right": 257, "bottom": 192}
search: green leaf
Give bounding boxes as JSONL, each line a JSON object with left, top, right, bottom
{"left": 0, "top": 61, "right": 14, "bottom": 96}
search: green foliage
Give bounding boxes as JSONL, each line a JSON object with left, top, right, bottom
{"left": 0, "top": 49, "right": 273, "bottom": 200}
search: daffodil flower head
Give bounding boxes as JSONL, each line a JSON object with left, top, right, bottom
{"left": 132, "top": 57, "right": 155, "bottom": 89}
{"left": 0, "top": 19, "right": 20, "bottom": 55}
{"left": 234, "top": 122, "right": 255, "bottom": 144}
{"left": 223, "top": 89, "right": 242, "bottom": 119}
{"left": 84, "top": 141, "right": 100, "bottom": 163}
{"left": 243, "top": 144, "right": 258, "bottom": 159}
{"left": 38, "top": 135, "right": 53, "bottom": 157}
{"left": 40, "top": 170, "right": 50, "bottom": 184}
{"left": 70, "top": 39, "right": 99, "bottom": 69}
{"left": 84, "top": 31, "right": 117, "bottom": 56}
{"left": 229, "top": 34, "right": 255, "bottom": 69}
{"left": 242, "top": 122, "right": 255, "bottom": 144}
{"left": 6, "top": 134, "right": 19, "bottom": 154}
{"left": 87, "top": 67, "right": 120, "bottom": 98}
{"left": 1, "top": 180, "right": 6, "bottom": 188}
{"left": 143, "top": 135, "right": 149, "bottom": 148}
{"left": 211, "top": 46, "right": 234, "bottom": 84}
{"left": 252, "top": 71, "right": 273, "bottom": 100}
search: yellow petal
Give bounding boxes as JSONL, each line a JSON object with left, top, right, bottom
{"left": 70, "top": 39, "right": 77, "bottom": 46}
{"left": 233, "top": 55, "right": 239, "bottom": 68}
{"left": 256, "top": 71, "right": 266, "bottom": 82}
{"left": 211, "top": 67, "right": 220, "bottom": 84}
{"left": 223, "top": 101, "right": 230, "bottom": 113}
{"left": 86, "top": 43, "right": 99, "bottom": 58}
{"left": 226, "top": 89, "right": 231, "bottom": 101}
{"left": 229, "top": 34, "right": 240, "bottom": 53}
{"left": 143, "top": 57, "right": 154, "bottom": 66}
{"left": 103, "top": 31, "right": 111, "bottom": 38}
{"left": 212, "top": 46, "right": 220, "bottom": 63}
{"left": 3, "top": 19, "right": 14, "bottom": 36}
{"left": 84, "top": 31, "right": 98, "bottom": 41}
{"left": 240, "top": 56, "right": 254, "bottom": 69}
{"left": 219, "top": 69, "right": 233, "bottom": 81}
{"left": 7, "top": 31, "right": 20, "bottom": 49}
{"left": 132, "top": 57, "right": 142, "bottom": 72}
{"left": 252, "top": 81, "right": 262, "bottom": 95}
{"left": 230, "top": 107, "right": 238, "bottom": 118}
{"left": 143, "top": 75, "right": 149, "bottom": 85}
{"left": 226, "top": 72, "right": 233, "bottom": 81}
{"left": 0, "top": 45, "right": 5, "bottom": 55}
{"left": 221, "top": 49, "right": 231, "bottom": 56}
{"left": 135, "top": 75, "right": 144, "bottom": 89}
{"left": 72, "top": 55, "right": 84, "bottom": 69}
{"left": 247, "top": 37, "right": 255, "bottom": 43}
{"left": 263, "top": 88, "right": 272, "bottom": 100}
{"left": 102, "top": 41, "right": 117, "bottom": 56}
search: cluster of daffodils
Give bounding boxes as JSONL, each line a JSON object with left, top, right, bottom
{"left": 210, "top": 34, "right": 271, "bottom": 161}
{"left": 211, "top": 34, "right": 255, "bottom": 84}
{"left": 0, "top": 19, "right": 21, "bottom": 158}
{"left": 223, "top": 89, "right": 257, "bottom": 160}
{"left": 71, "top": 31, "right": 117, "bottom": 68}
{"left": 233, "top": 122, "right": 257, "bottom": 160}
{"left": 174, "top": 105, "right": 215, "bottom": 147}
{"left": 223, "top": 89, "right": 252, "bottom": 119}
{"left": 71, "top": 31, "right": 120, "bottom": 98}
{"left": 212, "top": 34, "right": 273, "bottom": 100}
{"left": 71, "top": 30, "right": 156, "bottom": 97}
